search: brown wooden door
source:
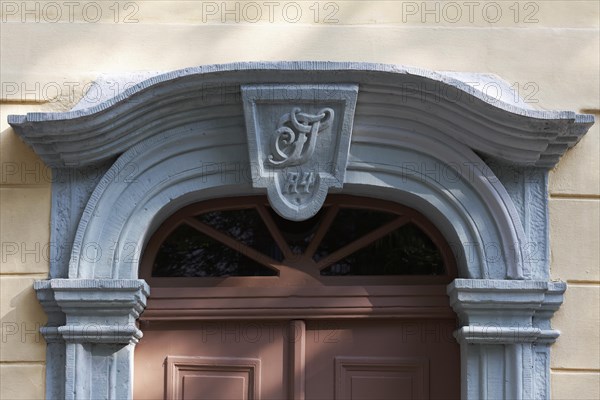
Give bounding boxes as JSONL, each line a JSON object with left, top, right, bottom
{"left": 134, "top": 195, "right": 460, "bottom": 399}
{"left": 134, "top": 318, "right": 459, "bottom": 400}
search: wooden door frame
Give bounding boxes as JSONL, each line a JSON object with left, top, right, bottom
{"left": 11, "top": 62, "right": 592, "bottom": 399}
{"left": 139, "top": 194, "right": 459, "bottom": 323}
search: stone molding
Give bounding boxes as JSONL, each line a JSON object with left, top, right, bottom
{"left": 33, "top": 279, "right": 149, "bottom": 399}
{"left": 57, "top": 127, "right": 528, "bottom": 280}
{"left": 447, "top": 279, "right": 566, "bottom": 399}
{"left": 448, "top": 279, "right": 565, "bottom": 345}
{"left": 8, "top": 62, "right": 594, "bottom": 168}
{"left": 34, "top": 279, "right": 149, "bottom": 344}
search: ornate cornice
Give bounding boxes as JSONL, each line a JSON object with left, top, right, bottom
{"left": 8, "top": 62, "right": 594, "bottom": 168}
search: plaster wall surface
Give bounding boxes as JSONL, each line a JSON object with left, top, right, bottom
{"left": 1, "top": 1, "right": 598, "bottom": 398}
{"left": 1, "top": 102, "right": 51, "bottom": 396}
{"left": 548, "top": 114, "right": 600, "bottom": 398}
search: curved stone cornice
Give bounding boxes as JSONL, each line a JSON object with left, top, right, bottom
{"left": 8, "top": 62, "right": 594, "bottom": 168}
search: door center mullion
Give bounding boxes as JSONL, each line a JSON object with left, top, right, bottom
{"left": 289, "top": 320, "right": 306, "bottom": 400}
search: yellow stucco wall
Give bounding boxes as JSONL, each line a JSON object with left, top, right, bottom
{"left": 1, "top": 1, "right": 598, "bottom": 398}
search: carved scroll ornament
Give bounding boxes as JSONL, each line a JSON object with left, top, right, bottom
{"left": 268, "top": 107, "right": 334, "bottom": 168}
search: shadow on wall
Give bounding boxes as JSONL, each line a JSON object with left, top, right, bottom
{"left": 0, "top": 279, "right": 48, "bottom": 362}
{"left": 0, "top": 124, "right": 51, "bottom": 367}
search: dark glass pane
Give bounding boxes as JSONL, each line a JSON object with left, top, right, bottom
{"left": 320, "top": 224, "right": 445, "bottom": 276}
{"left": 152, "top": 224, "right": 277, "bottom": 277}
{"left": 196, "top": 208, "right": 283, "bottom": 262}
{"left": 313, "top": 208, "right": 397, "bottom": 262}
{"left": 268, "top": 207, "right": 328, "bottom": 255}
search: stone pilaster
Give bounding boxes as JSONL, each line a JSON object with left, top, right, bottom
{"left": 35, "top": 279, "right": 149, "bottom": 400}
{"left": 448, "top": 279, "right": 565, "bottom": 400}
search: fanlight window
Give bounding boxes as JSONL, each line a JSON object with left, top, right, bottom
{"left": 143, "top": 196, "right": 454, "bottom": 282}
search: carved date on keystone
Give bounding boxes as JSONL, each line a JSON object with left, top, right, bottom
{"left": 283, "top": 171, "right": 316, "bottom": 194}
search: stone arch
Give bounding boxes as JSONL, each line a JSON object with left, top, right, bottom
{"left": 70, "top": 123, "right": 526, "bottom": 281}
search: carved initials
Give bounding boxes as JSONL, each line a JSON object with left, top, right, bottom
{"left": 268, "top": 107, "right": 334, "bottom": 168}
{"left": 242, "top": 83, "right": 357, "bottom": 220}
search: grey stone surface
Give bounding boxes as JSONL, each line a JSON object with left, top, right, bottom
{"left": 50, "top": 161, "right": 114, "bottom": 279}
{"left": 70, "top": 71, "right": 164, "bottom": 112}
{"left": 485, "top": 159, "right": 550, "bottom": 280}
{"left": 447, "top": 279, "right": 565, "bottom": 400}
{"left": 34, "top": 279, "right": 149, "bottom": 400}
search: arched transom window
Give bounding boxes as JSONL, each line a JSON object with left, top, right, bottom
{"left": 141, "top": 195, "right": 456, "bottom": 287}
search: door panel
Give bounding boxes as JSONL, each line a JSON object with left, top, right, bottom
{"left": 165, "top": 356, "right": 260, "bottom": 400}
{"left": 305, "top": 319, "right": 459, "bottom": 400}
{"left": 334, "top": 356, "right": 428, "bottom": 400}
{"left": 134, "top": 320, "right": 290, "bottom": 400}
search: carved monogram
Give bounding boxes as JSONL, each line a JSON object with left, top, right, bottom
{"left": 242, "top": 84, "right": 358, "bottom": 220}
{"left": 268, "top": 107, "right": 334, "bottom": 168}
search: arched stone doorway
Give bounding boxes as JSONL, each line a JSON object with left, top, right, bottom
{"left": 9, "top": 62, "right": 593, "bottom": 399}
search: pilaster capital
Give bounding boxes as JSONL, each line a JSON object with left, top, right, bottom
{"left": 34, "top": 279, "right": 150, "bottom": 344}
{"left": 447, "top": 279, "right": 565, "bottom": 344}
